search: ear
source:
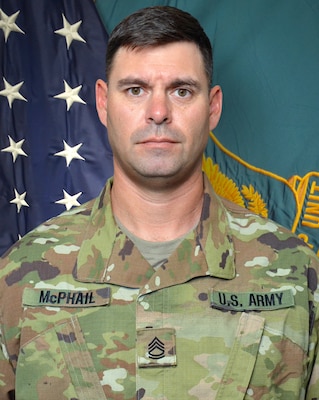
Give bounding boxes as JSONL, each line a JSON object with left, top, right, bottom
{"left": 208, "top": 85, "right": 223, "bottom": 131}
{"left": 95, "top": 79, "right": 108, "bottom": 127}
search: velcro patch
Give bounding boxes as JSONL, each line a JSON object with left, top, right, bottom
{"left": 23, "top": 287, "right": 110, "bottom": 308}
{"left": 137, "top": 328, "right": 176, "bottom": 368}
{"left": 210, "top": 288, "right": 294, "bottom": 311}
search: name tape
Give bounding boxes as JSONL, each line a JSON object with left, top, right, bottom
{"left": 23, "top": 287, "right": 110, "bottom": 308}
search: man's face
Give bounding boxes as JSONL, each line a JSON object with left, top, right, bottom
{"left": 96, "top": 41, "right": 222, "bottom": 188}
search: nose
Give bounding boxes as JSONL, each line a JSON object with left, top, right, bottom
{"left": 146, "top": 91, "right": 171, "bottom": 125}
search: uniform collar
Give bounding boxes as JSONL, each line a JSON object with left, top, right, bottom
{"left": 74, "top": 175, "right": 236, "bottom": 288}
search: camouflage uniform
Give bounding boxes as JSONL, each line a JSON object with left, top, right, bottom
{"left": 0, "top": 176, "right": 319, "bottom": 400}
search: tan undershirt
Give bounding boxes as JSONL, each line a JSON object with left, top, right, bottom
{"left": 116, "top": 217, "right": 194, "bottom": 269}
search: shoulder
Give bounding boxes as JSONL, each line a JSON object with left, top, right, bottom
{"left": 222, "top": 195, "right": 302, "bottom": 240}
{"left": 220, "top": 195, "right": 319, "bottom": 268}
{"left": 0, "top": 197, "right": 96, "bottom": 279}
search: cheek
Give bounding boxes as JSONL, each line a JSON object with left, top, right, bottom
{"left": 107, "top": 112, "right": 135, "bottom": 155}
{"left": 183, "top": 116, "right": 210, "bottom": 146}
{"left": 108, "top": 101, "right": 142, "bottom": 132}
{"left": 107, "top": 107, "right": 126, "bottom": 136}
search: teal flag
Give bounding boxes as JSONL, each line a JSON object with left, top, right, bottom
{"left": 96, "top": 0, "right": 319, "bottom": 255}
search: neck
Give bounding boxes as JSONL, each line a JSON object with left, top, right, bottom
{"left": 111, "top": 169, "right": 204, "bottom": 242}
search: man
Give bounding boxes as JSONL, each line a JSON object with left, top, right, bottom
{"left": 0, "top": 6, "right": 318, "bottom": 400}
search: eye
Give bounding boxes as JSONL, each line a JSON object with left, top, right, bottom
{"left": 128, "top": 87, "right": 143, "bottom": 96}
{"left": 175, "top": 88, "right": 191, "bottom": 98}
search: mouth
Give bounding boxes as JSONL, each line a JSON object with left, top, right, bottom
{"left": 137, "top": 140, "right": 179, "bottom": 151}
{"left": 138, "top": 137, "right": 178, "bottom": 145}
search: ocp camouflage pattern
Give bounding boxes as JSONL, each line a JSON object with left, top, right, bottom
{"left": 0, "top": 176, "right": 319, "bottom": 399}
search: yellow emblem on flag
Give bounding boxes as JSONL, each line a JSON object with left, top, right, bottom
{"left": 202, "top": 154, "right": 268, "bottom": 218}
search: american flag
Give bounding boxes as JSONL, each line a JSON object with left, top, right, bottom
{"left": 0, "top": 0, "right": 113, "bottom": 256}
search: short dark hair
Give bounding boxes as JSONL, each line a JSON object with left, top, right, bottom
{"left": 105, "top": 6, "right": 213, "bottom": 87}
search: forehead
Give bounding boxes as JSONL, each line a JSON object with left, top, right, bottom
{"left": 108, "top": 42, "right": 207, "bottom": 83}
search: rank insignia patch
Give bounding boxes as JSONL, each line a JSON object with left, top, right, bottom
{"left": 137, "top": 327, "right": 177, "bottom": 367}
{"left": 148, "top": 336, "right": 165, "bottom": 360}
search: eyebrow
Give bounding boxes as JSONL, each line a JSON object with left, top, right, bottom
{"left": 168, "top": 79, "right": 201, "bottom": 90}
{"left": 117, "top": 78, "right": 148, "bottom": 89}
{"left": 116, "top": 77, "right": 202, "bottom": 90}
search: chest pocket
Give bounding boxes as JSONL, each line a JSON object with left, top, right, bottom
{"left": 215, "top": 312, "right": 265, "bottom": 399}
{"left": 17, "top": 287, "right": 110, "bottom": 399}
{"left": 16, "top": 315, "right": 107, "bottom": 400}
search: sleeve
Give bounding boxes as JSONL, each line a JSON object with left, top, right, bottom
{"left": 0, "top": 253, "right": 19, "bottom": 400}
{"left": 305, "top": 253, "right": 319, "bottom": 399}
{"left": 0, "top": 316, "right": 16, "bottom": 400}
